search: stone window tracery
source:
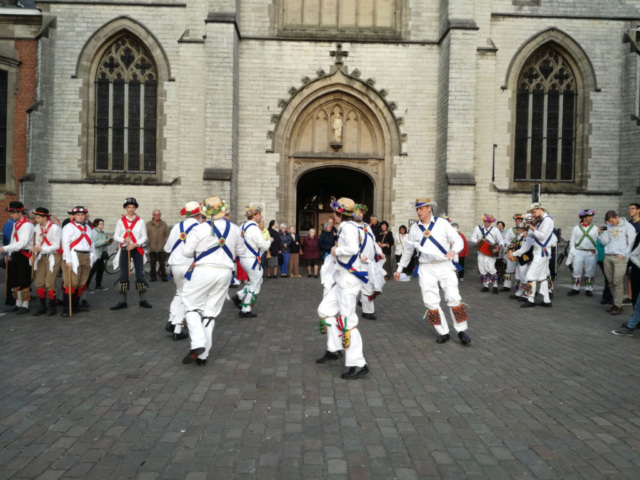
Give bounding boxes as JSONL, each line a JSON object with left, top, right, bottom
{"left": 94, "top": 35, "right": 157, "bottom": 173}
{"left": 514, "top": 46, "right": 577, "bottom": 182}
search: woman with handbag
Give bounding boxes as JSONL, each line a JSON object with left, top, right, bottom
{"left": 87, "top": 219, "right": 113, "bottom": 291}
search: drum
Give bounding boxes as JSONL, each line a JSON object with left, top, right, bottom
{"left": 477, "top": 239, "right": 495, "bottom": 257}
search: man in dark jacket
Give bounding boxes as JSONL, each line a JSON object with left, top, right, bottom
{"left": 319, "top": 223, "right": 335, "bottom": 258}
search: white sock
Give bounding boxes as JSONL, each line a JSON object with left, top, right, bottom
{"left": 16, "top": 296, "right": 23, "bottom": 308}
{"left": 174, "top": 324, "right": 182, "bottom": 334}
{"left": 22, "top": 300, "right": 29, "bottom": 309}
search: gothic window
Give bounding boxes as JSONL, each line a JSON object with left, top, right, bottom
{"left": 514, "top": 46, "right": 577, "bottom": 182}
{"left": 0, "top": 70, "right": 7, "bottom": 184}
{"left": 94, "top": 35, "right": 157, "bottom": 173}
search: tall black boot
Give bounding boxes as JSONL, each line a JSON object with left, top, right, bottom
{"left": 61, "top": 293, "right": 71, "bottom": 317}
{"left": 32, "top": 297, "right": 47, "bottom": 316}
{"left": 46, "top": 297, "right": 57, "bottom": 317}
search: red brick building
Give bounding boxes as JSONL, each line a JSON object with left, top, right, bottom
{"left": 0, "top": 7, "right": 41, "bottom": 227}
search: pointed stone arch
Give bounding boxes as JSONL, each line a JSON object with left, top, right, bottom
{"left": 273, "top": 68, "right": 402, "bottom": 226}
{"left": 504, "top": 28, "right": 599, "bottom": 191}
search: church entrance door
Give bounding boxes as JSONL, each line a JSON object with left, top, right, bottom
{"left": 296, "top": 167, "right": 374, "bottom": 237}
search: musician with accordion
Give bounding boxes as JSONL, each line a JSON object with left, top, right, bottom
{"left": 470, "top": 214, "right": 504, "bottom": 294}
{"left": 507, "top": 215, "right": 534, "bottom": 301}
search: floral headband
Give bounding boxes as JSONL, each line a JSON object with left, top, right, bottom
{"left": 482, "top": 214, "right": 496, "bottom": 223}
{"left": 579, "top": 209, "right": 595, "bottom": 218}
{"left": 180, "top": 204, "right": 201, "bottom": 216}
{"left": 354, "top": 204, "right": 368, "bottom": 214}
{"left": 331, "top": 200, "right": 353, "bottom": 215}
{"left": 245, "top": 205, "right": 262, "bottom": 217}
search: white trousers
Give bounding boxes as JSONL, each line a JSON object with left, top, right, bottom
{"left": 183, "top": 266, "right": 233, "bottom": 359}
{"left": 237, "top": 257, "right": 264, "bottom": 312}
{"left": 526, "top": 255, "right": 550, "bottom": 282}
{"left": 514, "top": 263, "right": 530, "bottom": 296}
{"left": 571, "top": 250, "right": 597, "bottom": 291}
{"left": 504, "top": 258, "right": 518, "bottom": 288}
{"left": 418, "top": 262, "right": 468, "bottom": 335}
{"left": 317, "top": 271, "right": 366, "bottom": 367}
{"left": 477, "top": 254, "right": 498, "bottom": 285}
{"left": 168, "top": 265, "right": 189, "bottom": 328}
{"left": 360, "top": 280, "right": 375, "bottom": 314}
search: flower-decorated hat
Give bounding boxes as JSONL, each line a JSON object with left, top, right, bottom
{"left": 440, "top": 213, "right": 451, "bottom": 222}
{"left": 123, "top": 197, "right": 138, "bottom": 209}
{"left": 331, "top": 198, "right": 356, "bottom": 218}
{"left": 482, "top": 214, "right": 496, "bottom": 223}
{"left": 200, "top": 196, "right": 228, "bottom": 220}
{"left": 245, "top": 204, "right": 263, "bottom": 217}
{"left": 529, "top": 202, "right": 547, "bottom": 213}
{"left": 354, "top": 203, "right": 368, "bottom": 215}
{"left": 6, "top": 201, "right": 25, "bottom": 213}
{"left": 69, "top": 206, "right": 88, "bottom": 215}
{"left": 180, "top": 201, "right": 201, "bottom": 217}
{"left": 513, "top": 213, "right": 524, "bottom": 221}
{"left": 579, "top": 209, "right": 595, "bottom": 219}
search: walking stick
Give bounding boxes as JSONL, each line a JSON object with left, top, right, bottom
{"left": 126, "top": 231, "right": 131, "bottom": 278}
{"left": 67, "top": 265, "right": 72, "bottom": 317}
{"left": 4, "top": 255, "right": 8, "bottom": 299}
{"left": 31, "top": 234, "right": 36, "bottom": 280}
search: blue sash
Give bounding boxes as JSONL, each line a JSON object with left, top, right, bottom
{"left": 413, "top": 218, "right": 463, "bottom": 274}
{"left": 335, "top": 225, "right": 369, "bottom": 283}
{"left": 241, "top": 222, "right": 263, "bottom": 271}
{"left": 534, "top": 216, "right": 554, "bottom": 257}
{"left": 184, "top": 220, "right": 233, "bottom": 281}
{"left": 170, "top": 221, "right": 197, "bottom": 254}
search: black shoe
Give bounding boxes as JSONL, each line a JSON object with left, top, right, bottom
{"left": 622, "top": 298, "right": 633, "bottom": 305}
{"left": 501, "top": 287, "right": 511, "bottom": 292}
{"left": 46, "top": 303, "right": 57, "bottom": 317}
{"left": 139, "top": 300, "right": 152, "bottom": 309}
{"left": 538, "top": 302, "right": 552, "bottom": 308}
{"left": 110, "top": 302, "right": 128, "bottom": 311}
{"left": 316, "top": 350, "right": 342, "bottom": 364}
{"left": 458, "top": 331, "right": 471, "bottom": 345}
{"left": 567, "top": 290, "right": 579, "bottom": 296}
{"left": 162, "top": 278, "right": 169, "bottom": 283}
{"left": 61, "top": 310, "right": 71, "bottom": 318}
{"left": 81, "top": 300, "right": 90, "bottom": 308}
{"left": 509, "top": 294, "right": 520, "bottom": 300}
{"left": 197, "top": 359, "right": 207, "bottom": 366}
{"left": 150, "top": 278, "right": 157, "bottom": 282}
{"left": 481, "top": 287, "right": 489, "bottom": 292}
{"left": 314, "top": 275, "right": 318, "bottom": 279}
{"left": 95, "top": 286, "right": 108, "bottom": 291}
{"left": 173, "top": 331, "right": 189, "bottom": 341}
{"left": 232, "top": 295, "right": 242, "bottom": 310}
{"left": 586, "top": 291, "right": 593, "bottom": 297}
{"left": 362, "top": 313, "right": 377, "bottom": 320}
{"left": 165, "top": 321, "right": 176, "bottom": 333}
{"left": 612, "top": 327, "right": 634, "bottom": 336}
{"left": 492, "top": 287, "right": 499, "bottom": 294}
{"left": 32, "top": 298, "right": 47, "bottom": 316}
{"left": 436, "top": 334, "right": 450, "bottom": 344}
{"left": 520, "top": 302, "right": 536, "bottom": 308}
{"left": 239, "top": 311, "right": 257, "bottom": 318}
{"left": 341, "top": 365, "right": 370, "bottom": 380}
{"left": 4, "top": 306, "right": 19, "bottom": 313}
{"left": 308, "top": 274, "right": 312, "bottom": 278}
{"left": 182, "top": 347, "right": 206, "bottom": 364}
{"left": 16, "top": 307, "right": 29, "bottom": 315}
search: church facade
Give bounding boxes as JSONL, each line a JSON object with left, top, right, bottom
{"left": 20, "top": 0, "right": 640, "bottom": 233}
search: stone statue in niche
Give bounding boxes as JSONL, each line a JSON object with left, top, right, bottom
{"left": 331, "top": 112, "right": 343, "bottom": 150}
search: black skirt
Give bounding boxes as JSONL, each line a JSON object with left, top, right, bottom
{"left": 7, "top": 252, "right": 32, "bottom": 290}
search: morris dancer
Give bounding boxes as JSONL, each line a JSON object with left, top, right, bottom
{"left": 508, "top": 215, "right": 533, "bottom": 301}
{"left": 567, "top": 209, "right": 598, "bottom": 297}
{"left": 111, "top": 198, "right": 151, "bottom": 310}
{"left": 394, "top": 197, "right": 470, "bottom": 345}
{"left": 0, "top": 202, "right": 34, "bottom": 314}
{"left": 32, "top": 208, "right": 62, "bottom": 316}
{"left": 502, "top": 214, "right": 523, "bottom": 292}
{"left": 181, "top": 197, "right": 244, "bottom": 365}
{"left": 470, "top": 214, "right": 503, "bottom": 293}
{"left": 61, "top": 206, "right": 95, "bottom": 317}
{"left": 354, "top": 204, "right": 385, "bottom": 321}
{"left": 233, "top": 205, "right": 272, "bottom": 318}
{"left": 164, "top": 201, "right": 202, "bottom": 340}
{"left": 521, "top": 203, "right": 556, "bottom": 308}
{"left": 316, "top": 198, "right": 370, "bottom": 380}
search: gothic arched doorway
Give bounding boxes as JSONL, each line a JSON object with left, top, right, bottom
{"left": 296, "top": 167, "right": 374, "bottom": 236}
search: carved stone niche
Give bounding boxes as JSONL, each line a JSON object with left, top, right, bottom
{"left": 291, "top": 96, "right": 384, "bottom": 157}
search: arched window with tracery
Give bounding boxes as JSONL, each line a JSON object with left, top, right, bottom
{"left": 94, "top": 35, "right": 157, "bottom": 173}
{"left": 514, "top": 46, "right": 577, "bottom": 182}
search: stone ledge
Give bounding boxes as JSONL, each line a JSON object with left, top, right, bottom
{"left": 447, "top": 172, "right": 476, "bottom": 186}
{"left": 203, "top": 168, "right": 232, "bottom": 181}
{"left": 19, "top": 173, "right": 35, "bottom": 182}
{"left": 292, "top": 152, "right": 384, "bottom": 160}
{"left": 49, "top": 177, "right": 179, "bottom": 186}
{"left": 205, "top": 12, "right": 241, "bottom": 39}
{"left": 495, "top": 187, "right": 623, "bottom": 196}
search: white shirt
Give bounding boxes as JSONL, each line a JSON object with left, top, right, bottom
{"left": 35, "top": 221, "right": 62, "bottom": 254}
{"left": 470, "top": 225, "right": 504, "bottom": 246}
{"left": 335, "top": 221, "right": 365, "bottom": 271}
{"left": 182, "top": 218, "right": 244, "bottom": 270}
{"left": 357, "top": 222, "right": 382, "bottom": 260}
{"left": 164, "top": 217, "right": 201, "bottom": 266}
{"left": 62, "top": 221, "right": 95, "bottom": 260}
{"left": 569, "top": 223, "right": 598, "bottom": 252}
{"left": 512, "top": 233, "right": 533, "bottom": 258}
{"left": 530, "top": 214, "right": 556, "bottom": 254}
{"left": 394, "top": 233, "right": 408, "bottom": 256}
{"left": 4, "top": 217, "right": 34, "bottom": 254}
{"left": 503, "top": 227, "right": 518, "bottom": 246}
{"left": 239, "top": 220, "right": 271, "bottom": 259}
{"left": 397, "top": 217, "right": 462, "bottom": 271}
{"left": 114, "top": 215, "right": 148, "bottom": 246}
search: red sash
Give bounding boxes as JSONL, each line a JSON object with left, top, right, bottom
{"left": 121, "top": 216, "right": 145, "bottom": 256}
{"left": 13, "top": 217, "right": 32, "bottom": 259}
{"left": 69, "top": 222, "right": 92, "bottom": 251}
{"left": 40, "top": 222, "right": 63, "bottom": 255}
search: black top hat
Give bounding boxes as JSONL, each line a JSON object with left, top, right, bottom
{"left": 33, "top": 207, "right": 51, "bottom": 217}
{"left": 69, "top": 206, "right": 88, "bottom": 215}
{"left": 123, "top": 197, "right": 139, "bottom": 208}
{"left": 5, "top": 201, "right": 25, "bottom": 213}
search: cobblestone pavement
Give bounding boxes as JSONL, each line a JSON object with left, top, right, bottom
{"left": 1, "top": 259, "right": 640, "bottom": 480}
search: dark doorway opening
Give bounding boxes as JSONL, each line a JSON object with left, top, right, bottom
{"left": 296, "top": 167, "right": 374, "bottom": 236}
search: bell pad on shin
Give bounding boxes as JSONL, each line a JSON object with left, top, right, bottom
{"left": 21, "top": 288, "right": 31, "bottom": 301}
{"left": 319, "top": 317, "right": 329, "bottom": 335}
{"left": 452, "top": 303, "right": 469, "bottom": 323}
{"left": 136, "top": 282, "right": 147, "bottom": 293}
{"left": 427, "top": 309, "right": 441, "bottom": 326}
{"left": 342, "top": 330, "right": 351, "bottom": 349}
{"left": 11, "top": 287, "right": 19, "bottom": 300}
{"left": 118, "top": 281, "right": 129, "bottom": 294}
